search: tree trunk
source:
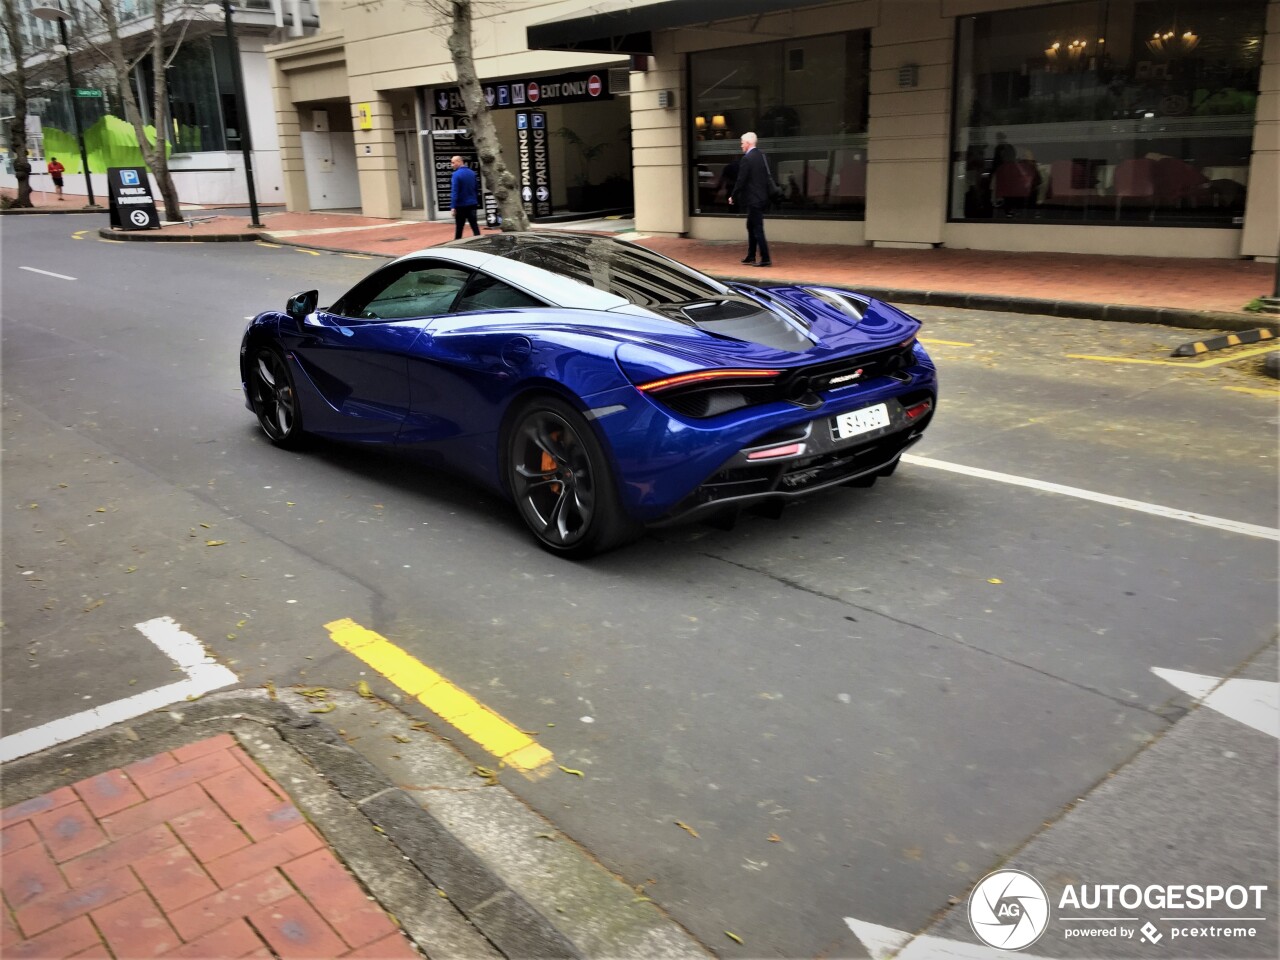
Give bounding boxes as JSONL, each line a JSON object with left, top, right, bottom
{"left": 94, "top": 0, "right": 183, "bottom": 222}
{"left": 145, "top": 1, "right": 181, "bottom": 221}
{"left": 1, "top": 0, "right": 34, "bottom": 207}
{"left": 447, "top": 0, "right": 527, "bottom": 232}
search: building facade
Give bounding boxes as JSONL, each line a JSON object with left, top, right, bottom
{"left": 270, "top": 0, "right": 1276, "bottom": 260}
{"left": 1, "top": 0, "right": 319, "bottom": 206}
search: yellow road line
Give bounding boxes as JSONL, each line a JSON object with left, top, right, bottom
{"left": 294, "top": 247, "right": 321, "bottom": 256}
{"left": 343, "top": 254, "right": 373, "bottom": 260}
{"left": 72, "top": 230, "right": 88, "bottom": 240}
{"left": 1067, "top": 344, "right": 1279, "bottom": 368}
{"left": 920, "top": 338, "right": 975, "bottom": 347}
{"left": 256, "top": 241, "right": 281, "bottom": 249}
{"left": 325, "top": 618, "right": 553, "bottom": 775}
{"left": 1224, "top": 385, "right": 1280, "bottom": 398}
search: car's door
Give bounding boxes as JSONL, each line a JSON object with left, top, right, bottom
{"left": 284, "top": 259, "right": 472, "bottom": 438}
{"left": 401, "top": 269, "right": 548, "bottom": 452}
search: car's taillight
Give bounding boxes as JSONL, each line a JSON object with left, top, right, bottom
{"left": 636, "top": 368, "right": 781, "bottom": 394}
{"left": 635, "top": 368, "right": 783, "bottom": 419}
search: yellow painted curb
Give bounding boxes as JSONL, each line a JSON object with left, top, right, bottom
{"left": 325, "top": 618, "right": 554, "bottom": 775}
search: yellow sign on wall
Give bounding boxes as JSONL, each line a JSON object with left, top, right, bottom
{"left": 357, "top": 103, "right": 373, "bottom": 130}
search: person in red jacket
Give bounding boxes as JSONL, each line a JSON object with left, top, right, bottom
{"left": 47, "top": 157, "right": 65, "bottom": 199}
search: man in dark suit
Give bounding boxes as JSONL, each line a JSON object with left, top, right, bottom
{"left": 728, "top": 131, "right": 771, "bottom": 267}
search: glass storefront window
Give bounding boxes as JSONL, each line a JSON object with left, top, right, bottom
{"left": 138, "top": 36, "right": 230, "bottom": 153}
{"left": 951, "top": 0, "right": 1265, "bottom": 226}
{"left": 689, "top": 30, "right": 870, "bottom": 218}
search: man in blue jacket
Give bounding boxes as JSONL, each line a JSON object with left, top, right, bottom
{"left": 728, "top": 131, "right": 772, "bottom": 267}
{"left": 450, "top": 156, "right": 480, "bottom": 239}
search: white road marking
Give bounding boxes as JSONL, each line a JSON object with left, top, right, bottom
{"left": 19, "top": 266, "right": 77, "bottom": 281}
{"left": 0, "top": 616, "right": 236, "bottom": 763}
{"left": 1153, "top": 668, "right": 1279, "bottom": 739}
{"left": 845, "top": 918, "right": 1049, "bottom": 959}
{"left": 903, "top": 455, "right": 1278, "bottom": 542}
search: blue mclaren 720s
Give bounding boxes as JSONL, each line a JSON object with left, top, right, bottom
{"left": 240, "top": 233, "right": 937, "bottom": 558}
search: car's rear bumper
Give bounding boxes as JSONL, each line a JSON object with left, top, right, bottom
{"left": 651, "top": 399, "right": 932, "bottom": 525}
{"left": 588, "top": 356, "right": 938, "bottom": 524}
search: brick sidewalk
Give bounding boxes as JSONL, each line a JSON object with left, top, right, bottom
{"left": 1, "top": 734, "right": 417, "bottom": 959}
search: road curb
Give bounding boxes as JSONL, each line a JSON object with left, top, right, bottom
{"left": 0, "top": 691, "right": 633, "bottom": 960}
{"left": 97, "top": 226, "right": 263, "bottom": 242}
{"left": 0, "top": 206, "right": 103, "bottom": 215}
{"left": 1171, "top": 327, "right": 1276, "bottom": 356}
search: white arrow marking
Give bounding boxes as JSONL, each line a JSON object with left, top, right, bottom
{"left": 1152, "top": 668, "right": 1279, "bottom": 739}
{"left": 845, "top": 918, "right": 1051, "bottom": 960}
{"left": 903, "top": 455, "right": 1278, "bottom": 541}
{"left": 0, "top": 617, "right": 237, "bottom": 763}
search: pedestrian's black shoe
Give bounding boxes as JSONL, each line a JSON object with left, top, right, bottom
{"left": 740, "top": 257, "right": 756, "bottom": 264}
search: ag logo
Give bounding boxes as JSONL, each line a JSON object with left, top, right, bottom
{"left": 968, "top": 869, "right": 1050, "bottom": 951}
{"left": 129, "top": 209, "right": 153, "bottom": 227}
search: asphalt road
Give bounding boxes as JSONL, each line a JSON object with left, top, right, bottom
{"left": 3, "top": 215, "right": 1276, "bottom": 958}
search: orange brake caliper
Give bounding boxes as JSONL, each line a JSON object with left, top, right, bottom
{"left": 542, "top": 433, "right": 561, "bottom": 494}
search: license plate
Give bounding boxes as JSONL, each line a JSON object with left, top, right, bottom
{"left": 834, "top": 403, "right": 890, "bottom": 439}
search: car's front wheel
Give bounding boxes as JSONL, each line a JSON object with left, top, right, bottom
{"left": 247, "top": 347, "right": 305, "bottom": 448}
{"left": 506, "top": 397, "right": 638, "bottom": 559}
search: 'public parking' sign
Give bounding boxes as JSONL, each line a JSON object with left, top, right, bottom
{"left": 107, "top": 167, "right": 159, "bottom": 231}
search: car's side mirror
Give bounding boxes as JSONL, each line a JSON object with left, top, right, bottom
{"left": 286, "top": 290, "right": 319, "bottom": 324}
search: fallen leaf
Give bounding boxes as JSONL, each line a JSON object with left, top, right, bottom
{"left": 357, "top": 680, "right": 374, "bottom": 698}
{"left": 199, "top": 522, "right": 212, "bottom": 529}
{"left": 185, "top": 693, "right": 203, "bottom": 701}
{"left": 558, "top": 765, "right": 585, "bottom": 777}
{"left": 987, "top": 577, "right": 1002, "bottom": 584}
{"left": 392, "top": 734, "right": 410, "bottom": 743}
{"left": 725, "top": 931, "right": 744, "bottom": 944}
{"left": 263, "top": 680, "right": 277, "bottom": 700}
{"left": 226, "top": 634, "right": 236, "bottom": 640}
{"left": 767, "top": 833, "right": 781, "bottom": 843}
{"left": 309, "top": 703, "right": 336, "bottom": 713}
{"left": 125, "top": 566, "right": 137, "bottom": 574}
{"left": 96, "top": 507, "right": 105, "bottom": 513}
{"left": 206, "top": 540, "right": 227, "bottom": 547}
{"left": 634, "top": 896, "right": 652, "bottom": 903}
{"left": 299, "top": 687, "right": 329, "bottom": 699}
{"left": 83, "top": 599, "right": 104, "bottom": 613}
{"left": 674, "top": 820, "right": 700, "bottom": 838}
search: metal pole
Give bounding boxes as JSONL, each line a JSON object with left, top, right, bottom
{"left": 222, "top": 0, "right": 262, "bottom": 227}
{"left": 54, "top": 15, "right": 94, "bottom": 207}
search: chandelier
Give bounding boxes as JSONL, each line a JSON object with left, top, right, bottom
{"left": 1146, "top": 29, "right": 1199, "bottom": 57}
{"left": 1044, "top": 39, "right": 1087, "bottom": 70}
